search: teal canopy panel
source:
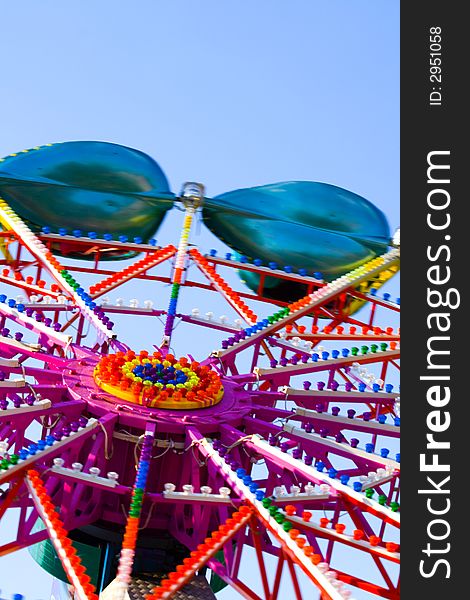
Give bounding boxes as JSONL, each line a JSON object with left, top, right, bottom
{"left": 203, "top": 181, "right": 391, "bottom": 301}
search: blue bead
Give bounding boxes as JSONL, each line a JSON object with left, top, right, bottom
{"left": 253, "top": 258, "right": 262, "bottom": 266}
{"left": 284, "top": 265, "right": 293, "bottom": 273}
{"left": 321, "top": 351, "right": 329, "bottom": 360}
{"left": 255, "top": 490, "right": 265, "bottom": 500}
{"left": 7, "top": 299, "right": 16, "bottom": 308}
{"left": 16, "top": 304, "right": 25, "bottom": 312}
{"left": 42, "top": 226, "right": 51, "bottom": 234}
{"left": 298, "top": 268, "right": 307, "bottom": 276}
{"left": 372, "top": 383, "right": 380, "bottom": 392}
{"left": 240, "top": 255, "right": 248, "bottom": 263}
{"left": 236, "top": 468, "right": 246, "bottom": 478}
{"left": 72, "top": 229, "right": 82, "bottom": 237}
{"left": 316, "top": 461, "right": 325, "bottom": 472}
{"left": 340, "top": 475, "right": 350, "bottom": 485}
{"left": 370, "top": 288, "right": 377, "bottom": 296}
{"left": 249, "top": 483, "right": 259, "bottom": 492}
{"left": 358, "top": 383, "right": 366, "bottom": 392}
{"left": 380, "top": 448, "right": 390, "bottom": 457}
{"left": 103, "top": 233, "right": 113, "bottom": 241}
{"left": 385, "top": 384, "right": 394, "bottom": 393}
{"left": 313, "top": 272, "right": 323, "bottom": 280}
{"left": 353, "top": 482, "right": 363, "bottom": 492}
{"left": 59, "top": 227, "right": 67, "bottom": 236}
{"left": 378, "top": 415, "right": 387, "bottom": 424}
{"left": 225, "top": 252, "right": 232, "bottom": 260}
{"left": 243, "top": 475, "right": 252, "bottom": 485}
{"left": 342, "top": 348, "right": 349, "bottom": 357}
{"left": 395, "top": 453, "right": 400, "bottom": 462}
{"left": 328, "top": 468, "right": 337, "bottom": 479}
{"left": 365, "top": 443, "right": 374, "bottom": 453}
{"left": 383, "top": 293, "right": 391, "bottom": 301}
{"left": 332, "top": 350, "right": 340, "bottom": 359}
{"left": 0, "top": 294, "right": 7, "bottom": 303}
{"left": 149, "top": 238, "right": 157, "bottom": 246}
{"left": 311, "top": 353, "right": 319, "bottom": 362}
{"left": 46, "top": 435, "right": 55, "bottom": 445}
{"left": 396, "top": 297, "right": 400, "bottom": 305}
{"left": 119, "top": 235, "right": 128, "bottom": 243}
{"left": 394, "top": 417, "right": 401, "bottom": 426}
{"left": 209, "top": 249, "right": 217, "bottom": 257}
{"left": 88, "top": 231, "right": 98, "bottom": 239}
{"left": 133, "top": 236, "right": 143, "bottom": 244}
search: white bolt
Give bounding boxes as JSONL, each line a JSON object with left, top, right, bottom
{"left": 53, "top": 458, "right": 65, "bottom": 468}
{"left": 200, "top": 486, "right": 212, "bottom": 495}
{"left": 89, "top": 466, "right": 101, "bottom": 477}
{"left": 182, "top": 484, "right": 194, "bottom": 494}
{"left": 107, "top": 472, "right": 119, "bottom": 481}
{"left": 71, "top": 463, "right": 83, "bottom": 473}
{"left": 304, "top": 482, "right": 315, "bottom": 495}
{"left": 164, "top": 483, "right": 176, "bottom": 493}
{"left": 219, "top": 487, "right": 231, "bottom": 497}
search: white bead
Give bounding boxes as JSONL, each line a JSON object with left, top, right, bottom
{"left": 107, "top": 471, "right": 119, "bottom": 481}
{"left": 200, "top": 486, "right": 212, "bottom": 495}
{"left": 89, "top": 466, "right": 101, "bottom": 477}
{"left": 164, "top": 483, "right": 176, "bottom": 492}
{"left": 219, "top": 487, "right": 231, "bottom": 497}
{"left": 182, "top": 484, "right": 194, "bottom": 494}
{"left": 143, "top": 300, "right": 154, "bottom": 309}
{"left": 53, "top": 458, "right": 65, "bottom": 467}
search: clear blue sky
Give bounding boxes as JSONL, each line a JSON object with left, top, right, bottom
{"left": 0, "top": 1, "right": 399, "bottom": 598}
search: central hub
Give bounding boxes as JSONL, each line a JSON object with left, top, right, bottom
{"left": 93, "top": 350, "right": 223, "bottom": 409}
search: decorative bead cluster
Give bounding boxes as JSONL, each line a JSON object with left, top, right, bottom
{"left": 190, "top": 248, "right": 257, "bottom": 324}
{"left": 27, "top": 469, "right": 98, "bottom": 600}
{"left": 89, "top": 245, "right": 176, "bottom": 296}
{"left": 283, "top": 504, "right": 400, "bottom": 554}
{"left": 218, "top": 249, "right": 399, "bottom": 351}
{"left": 0, "top": 294, "right": 63, "bottom": 333}
{"left": 163, "top": 208, "right": 194, "bottom": 338}
{"left": 116, "top": 434, "right": 154, "bottom": 591}
{"left": 94, "top": 351, "right": 223, "bottom": 409}
{"left": 146, "top": 506, "right": 253, "bottom": 599}
{"left": 0, "top": 416, "right": 90, "bottom": 474}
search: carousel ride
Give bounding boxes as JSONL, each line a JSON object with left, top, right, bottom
{"left": 0, "top": 142, "right": 400, "bottom": 600}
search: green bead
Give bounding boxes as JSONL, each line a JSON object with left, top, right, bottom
{"left": 370, "top": 344, "right": 378, "bottom": 353}
{"left": 390, "top": 502, "right": 400, "bottom": 512}
{"left": 361, "top": 345, "right": 369, "bottom": 355}
{"left": 351, "top": 347, "right": 359, "bottom": 356}
{"left": 268, "top": 506, "right": 279, "bottom": 516}
{"left": 365, "top": 488, "right": 374, "bottom": 498}
{"left": 274, "top": 513, "right": 285, "bottom": 524}
{"left": 61, "top": 270, "right": 68, "bottom": 276}
{"left": 283, "top": 521, "right": 293, "bottom": 532}
{"left": 380, "top": 342, "right": 388, "bottom": 351}
{"left": 378, "top": 495, "right": 387, "bottom": 505}
{"left": 0, "top": 459, "right": 9, "bottom": 470}
{"left": 262, "top": 498, "right": 272, "bottom": 508}
{"left": 9, "top": 454, "right": 19, "bottom": 464}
